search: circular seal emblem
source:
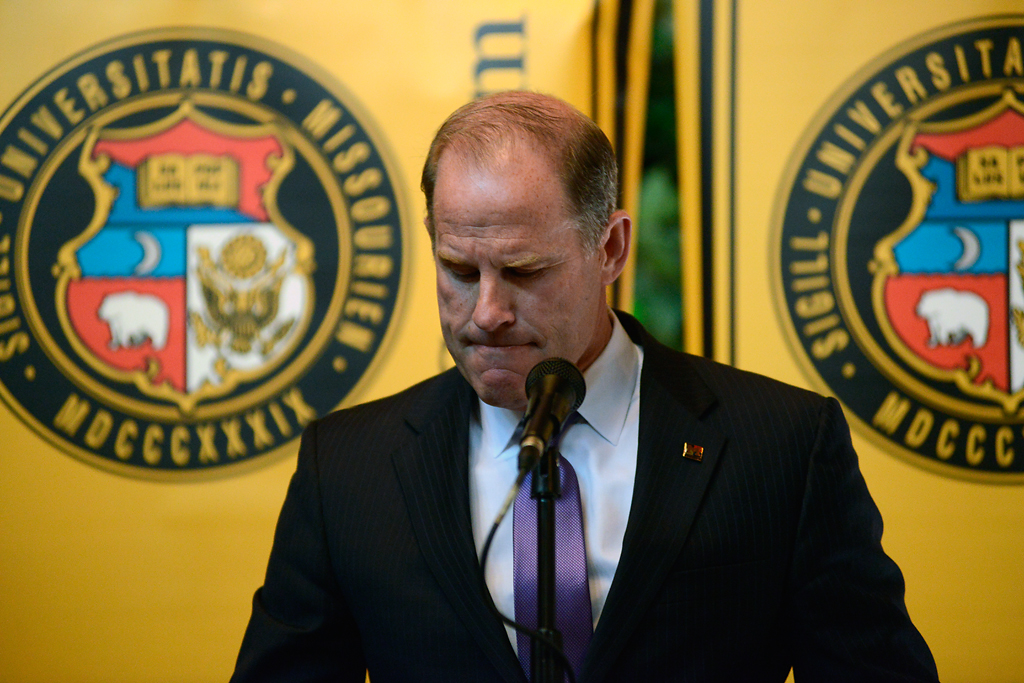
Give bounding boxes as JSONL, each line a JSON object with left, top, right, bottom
{"left": 774, "top": 16, "right": 1024, "bottom": 481}
{"left": 0, "top": 28, "right": 408, "bottom": 479}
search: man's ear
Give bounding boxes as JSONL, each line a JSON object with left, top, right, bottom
{"left": 599, "top": 210, "right": 632, "bottom": 286}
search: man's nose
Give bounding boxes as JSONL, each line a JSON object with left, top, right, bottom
{"left": 472, "top": 275, "right": 515, "bottom": 331}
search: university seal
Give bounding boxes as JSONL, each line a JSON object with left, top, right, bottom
{"left": 0, "top": 29, "right": 408, "bottom": 478}
{"left": 774, "top": 16, "right": 1024, "bottom": 481}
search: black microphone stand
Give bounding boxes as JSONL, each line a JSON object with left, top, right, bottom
{"left": 516, "top": 358, "right": 586, "bottom": 683}
{"left": 530, "top": 443, "right": 563, "bottom": 683}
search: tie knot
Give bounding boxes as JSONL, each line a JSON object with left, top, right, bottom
{"left": 512, "top": 409, "right": 582, "bottom": 451}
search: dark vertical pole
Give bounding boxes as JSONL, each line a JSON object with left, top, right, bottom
{"left": 531, "top": 449, "right": 563, "bottom": 683}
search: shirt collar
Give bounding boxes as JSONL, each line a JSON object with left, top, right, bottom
{"left": 575, "top": 312, "right": 641, "bottom": 446}
{"left": 478, "top": 311, "right": 641, "bottom": 458}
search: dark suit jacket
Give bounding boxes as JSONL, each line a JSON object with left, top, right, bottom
{"left": 232, "top": 313, "right": 939, "bottom": 682}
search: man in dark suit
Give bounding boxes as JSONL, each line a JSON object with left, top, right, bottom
{"left": 232, "top": 91, "right": 939, "bottom": 682}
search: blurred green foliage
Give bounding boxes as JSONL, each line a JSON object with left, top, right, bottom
{"left": 633, "top": 0, "right": 682, "bottom": 350}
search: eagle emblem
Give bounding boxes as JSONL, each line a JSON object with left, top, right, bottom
{"left": 191, "top": 233, "right": 295, "bottom": 357}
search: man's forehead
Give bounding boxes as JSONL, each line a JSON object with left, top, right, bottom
{"left": 434, "top": 243, "right": 549, "bottom": 269}
{"left": 434, "top": 224, "right": 569, "bottom": 256}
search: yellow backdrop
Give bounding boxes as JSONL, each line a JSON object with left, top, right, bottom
{"left": 0, "top": 1, "right": 652, "bottom": 681}
{"left": 678, "top": 2, "right": 1024, "bottom": 681}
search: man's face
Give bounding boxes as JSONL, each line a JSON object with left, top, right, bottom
{"left": 432, "top": 142, "right": 615, "bottom": 412}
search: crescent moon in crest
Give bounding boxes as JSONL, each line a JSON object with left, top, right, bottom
{"left": 952, "top": 226, "right": 981, "bottom": 271}
{"left": 133, "top": 231, "right": 162, "bottom": 276}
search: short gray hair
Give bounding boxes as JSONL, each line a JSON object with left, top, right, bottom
{"left": 420, "top": 91, "right": 618, "bottom": 253}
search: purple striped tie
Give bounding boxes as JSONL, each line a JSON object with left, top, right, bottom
{"left": 513, "top": 451, "right": 592, "bottom": 681}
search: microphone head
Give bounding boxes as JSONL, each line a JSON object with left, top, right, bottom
{"left": 525, "top": 357, "right": 586, "bottom": 414}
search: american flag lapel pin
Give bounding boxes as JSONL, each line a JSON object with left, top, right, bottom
{"left": 682, "top": 442, "right": 704, "bottom": 462}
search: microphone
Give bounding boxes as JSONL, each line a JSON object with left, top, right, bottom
{"left": 518, "top": 358, "right": 586, "bottom": 472}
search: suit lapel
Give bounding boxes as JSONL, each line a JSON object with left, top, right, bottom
{"left": 582, "top": 319, "right": 725, "bottom": 683}
{"left": 390, "top": 373, "right": 525, "bottom": 683}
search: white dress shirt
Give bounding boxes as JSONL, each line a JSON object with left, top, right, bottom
{"left": 468, "top": 313, "right": 643, "bottom": 650}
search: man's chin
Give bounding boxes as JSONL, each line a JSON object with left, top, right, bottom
{"left": 470, "top": 369, "right": 529, "bottom": 412}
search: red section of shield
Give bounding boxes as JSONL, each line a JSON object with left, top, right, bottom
{"left": 885, "top": 274, "right": 1008, "bottom": 390}
{"left": 66, "top": 278, "right": 187, "bottom": 391}
{"left": 92, "top": 118, "right": 282, "bottom": 221}
{"left": 912, "top": 109, "right": 1024, "bottom": 161}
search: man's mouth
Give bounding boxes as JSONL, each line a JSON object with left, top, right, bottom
{"left": 464, "top": 341, "right": 538, "bottom": 364}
